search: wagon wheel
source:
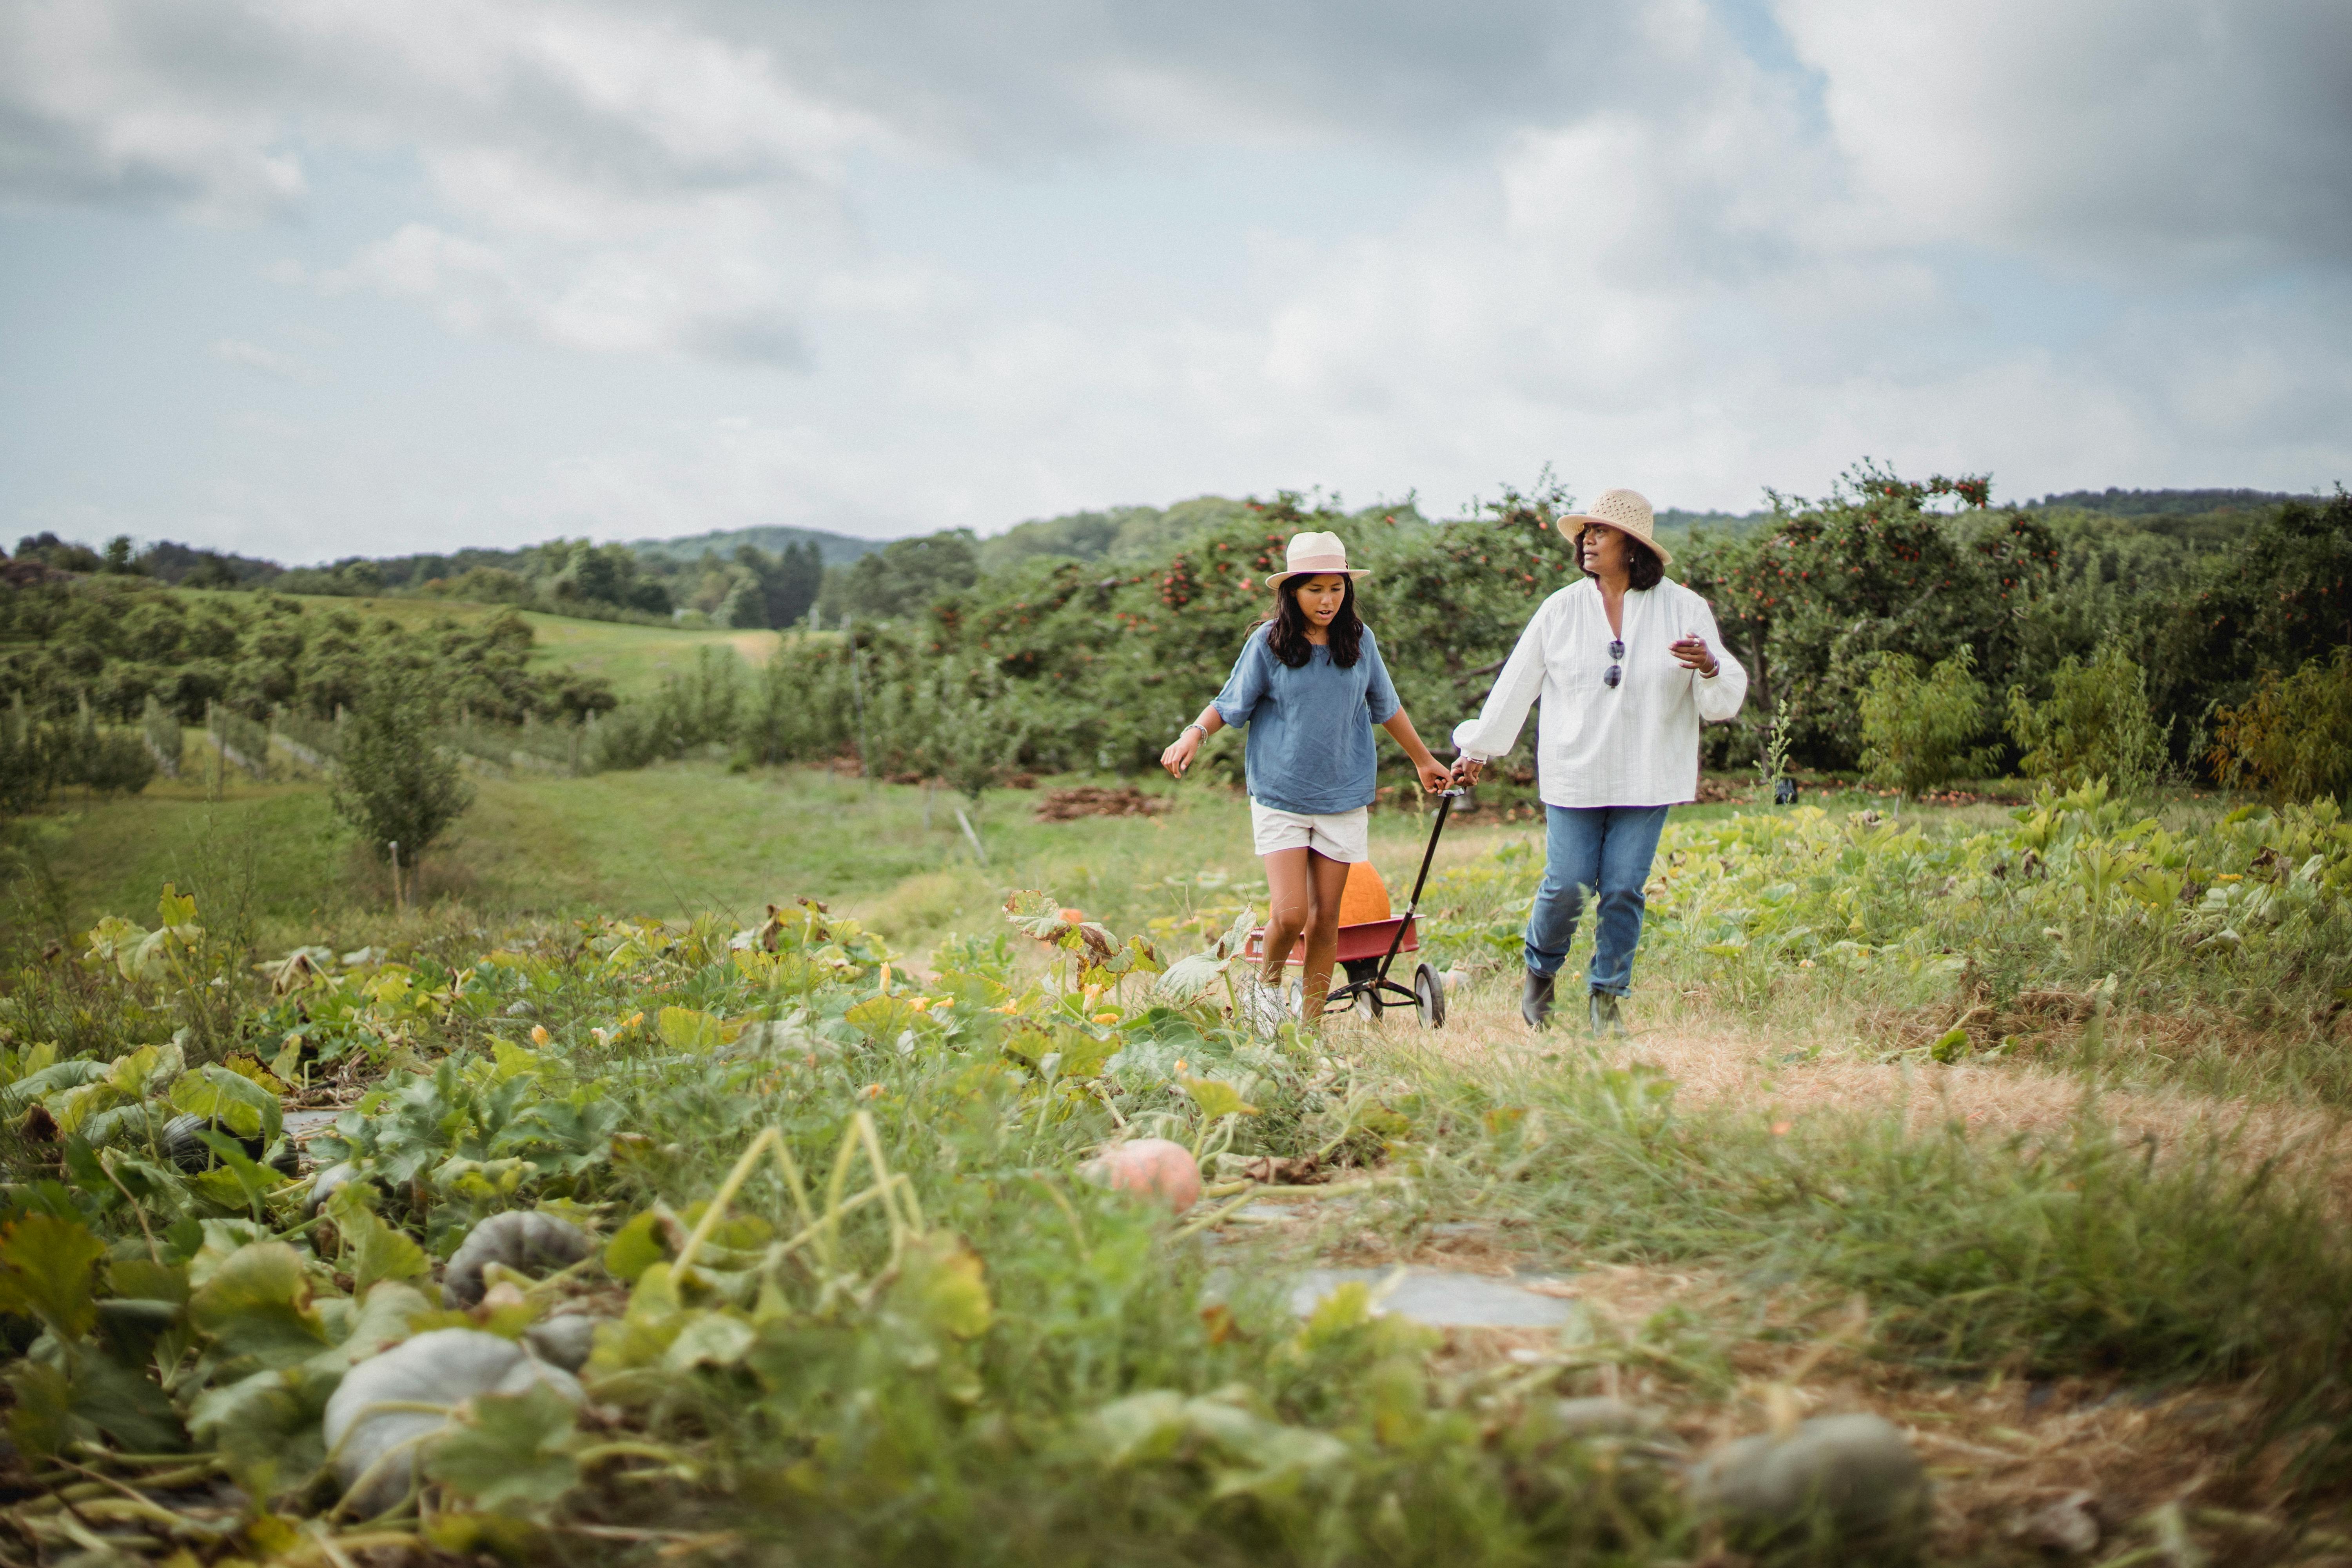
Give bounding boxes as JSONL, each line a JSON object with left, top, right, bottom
{"left": 1341, "top": 959, "right": 1383, "bottom": 1022}
{"left": 1414, "top": 963, "right": 1446, "bottom": 1029}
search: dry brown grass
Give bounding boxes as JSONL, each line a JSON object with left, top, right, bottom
{"left": 1215, "top": 1183, "right": 2352, "bottom": 1563}
{"left": 1347, "top": 983, "right": 2352, "bottom": 1217}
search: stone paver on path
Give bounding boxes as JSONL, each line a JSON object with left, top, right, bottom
{"left": 1288, "top": 1267, "right": 1580, "bottom": 1328}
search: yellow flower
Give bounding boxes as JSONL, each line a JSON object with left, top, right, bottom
{"left": 1173, "top": 1058, "right": 1188, "bottom": 1074}
{"left": 862, "top": 1083, "right": 884, "bottom": 1100}
{"left": 1798, "top": 958, "right": 1815, "bottom": 969}
{"left": 530, "top": 1024, "right": 550, "bottom": 1046}
{"left": 1092, "top": 1011, "right": 1120, "bottom": 1025}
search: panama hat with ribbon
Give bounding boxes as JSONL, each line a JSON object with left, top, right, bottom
{"left": 1559, "top": 487, "right": 1673, "bottom": 568}
{"left": 1263, "top": 530, "right": 1372, "bottom": 588}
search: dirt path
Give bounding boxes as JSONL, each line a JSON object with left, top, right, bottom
{"left": 1383, "top": 993, "right": 2352, "bottom": 1213}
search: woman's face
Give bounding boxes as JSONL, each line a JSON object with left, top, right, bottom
{"left": 1581, "top": 523, "right": 1630, "bottom": 578}
{"left": 1293, "top": 573, "right": 1350, "bottom": 627}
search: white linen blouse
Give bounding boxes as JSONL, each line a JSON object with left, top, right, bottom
{"left": 1450, "top": 576, "right": 1748, "bottom": 808}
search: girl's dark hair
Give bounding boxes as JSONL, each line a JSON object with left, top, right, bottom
{"left": 1579, "top": 528, "right": 1664, "bottom": 591}
{"left": 1265, "top": 573, "right": 1364, "bottom": 668}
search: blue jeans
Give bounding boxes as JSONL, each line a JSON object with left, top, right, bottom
{"left": 1524, "top": 804, "right": 1671, "bottom": 995}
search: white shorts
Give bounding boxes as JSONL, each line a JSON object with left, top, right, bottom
{"left": 1249, "top": 800, "right": 1370, "bottom": 862}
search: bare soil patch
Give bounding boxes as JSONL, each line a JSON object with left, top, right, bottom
{"left": 1034, "top": 784, "right": 1171, "bottom": 821}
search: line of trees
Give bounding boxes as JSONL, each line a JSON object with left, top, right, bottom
{"left": 736, "top": 468, "right": 2352, "bottom": 802}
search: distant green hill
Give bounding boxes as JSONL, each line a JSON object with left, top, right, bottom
{"left": 972, "top": 496, "right": 1263, "bottom": 573}
{"left": 627, "top": 525, "right": 883, "bottom": 567}
{"left": 2024, "top": 487, "right": 2306, "bottom": 515}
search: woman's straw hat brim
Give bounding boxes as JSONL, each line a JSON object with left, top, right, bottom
{"left": 1559, "top": 487, "right": 1673, "bottom": 568}
{"left": 1264, "top": 529, "right": 1372, "bottom": 588}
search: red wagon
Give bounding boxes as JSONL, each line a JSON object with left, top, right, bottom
{"left": 1242, "top": 788, "right": 1460, "bottom": 1027}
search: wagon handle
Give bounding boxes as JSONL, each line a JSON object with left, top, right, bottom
{"left": 1374, "top": 787, "right": 1461, "bottom": 979}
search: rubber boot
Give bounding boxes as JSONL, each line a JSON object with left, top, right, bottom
{"left": 1521, "top": 971, "right": 1556, "bottom": 1030}
{"left": 1588, "top": 990, "right": 1626, "bottom": 1038}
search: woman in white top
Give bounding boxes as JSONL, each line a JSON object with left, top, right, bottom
{"left": 1451, "top": 489, "right": 1748, "bottom": 1032}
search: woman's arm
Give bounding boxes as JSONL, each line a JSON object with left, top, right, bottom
{"left": 1680, "top": 599, "right": 1749, "bottom": 722}
{"left": 1160, "top": 705, "right": 1223, "bottom": 778}
{"left": 1448, "top": 599, "right": 1554, "bottom": 781}
{"left": 1380, "top": 710, "right": 1454, "bottom": 793}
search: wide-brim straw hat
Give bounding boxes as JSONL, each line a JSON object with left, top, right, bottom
{"left": 1263, "top": 530, "right": 1372, "bottom": 588}
{"left": 1559, "top": 487, "right": 1673, "bottom": 568}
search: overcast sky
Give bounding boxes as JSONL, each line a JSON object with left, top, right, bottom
{"left": 3, "top": 0, "right": 2348, "bottom": 564}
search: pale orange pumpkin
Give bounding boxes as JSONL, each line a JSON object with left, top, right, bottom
{"left": 1080, "top": 1137, "right": 1202, "bottom": 1211}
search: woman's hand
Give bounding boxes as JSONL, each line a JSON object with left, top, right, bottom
{"left": 1451, "top": 755, "right": 1485, "bottom": 787}
{"left": 1161, "top": 730, "right": 1201, "bottom": 779}
{"left": 1670, "top": 635, "right": 1720, "bottom": 677}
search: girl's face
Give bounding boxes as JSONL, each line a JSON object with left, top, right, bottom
{"left": 1581, "top": 523, "right": 1630, "bottom": 577}
{"left": 1294, "top": 574, "right": 1349, "bottom": 626}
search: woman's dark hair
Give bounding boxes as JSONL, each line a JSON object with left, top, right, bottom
{"left": 1265, "top": 573, "right": 1364, "bottom": 668}
{"left": 1579, "top": 527, "right": 1664, "bottom": 591}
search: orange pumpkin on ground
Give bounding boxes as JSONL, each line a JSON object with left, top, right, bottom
{"left": 1080, "top": 1137, "right": 1202, "bottom": 1211}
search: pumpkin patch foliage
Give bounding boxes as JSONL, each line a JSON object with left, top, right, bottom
{"left": 0, "top": 885, "right": 1683, "bottom": 1566}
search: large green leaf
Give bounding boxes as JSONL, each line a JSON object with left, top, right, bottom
{"left": 843, "top": 995, "right": 921, "bottom": 1044}
{"left": 5, "top": 1361, "right": 71, "bottom": 1457}
{"left": 336, "top": 1199, "right": 430, "bottom": 1297}
{"left": 661, "top": 1310, "right": 757, "bottom": 1372}
{"left": 187, "top": 1362, "right": 338, "bottom": 1497}
{"left": 187, "top": 1241, "right": 330, "bottom": 1368}
{"left": 169, "top": 1064, "right": 282, "bottom": 1143}
{"left": 891, "top": 1231, "right": 994, "bottom": 1341}
{"left": 1154, "top": 951, "right": 1230, "bottom": 1004}
{"left": 657, "top": 1006, "right": 726, "bottom": 1053}
{"left": 0, "top": 1212, "right": 105, "bottom": 1340}
{"left": 423, "top": 1381, "right": 582, "bottom": 1513}
{"left": 1180, "top": 1077, "right": 1260, "bottom": 1121}
{"left": 602, "top": 1208, "right": 673, "bottom": 1284}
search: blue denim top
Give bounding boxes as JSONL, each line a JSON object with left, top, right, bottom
{"left": 1212, "top": 623, "right": 1401, "bottom": 815}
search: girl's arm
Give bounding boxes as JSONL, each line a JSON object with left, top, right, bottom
{"left": 1160, "top": 704, "right": 1223, "bottom": 778}
{"left": 1381, "top": 710, "right": 1454, "bottom": 794}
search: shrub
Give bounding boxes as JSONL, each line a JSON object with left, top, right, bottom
{"left": 1680, "top": 464, "right": 2058, "bottom": 769}
{"left": 332, "top": 664, "right": 474, "bottom": 862}
{"left": 2208, "top": 645, "right": 2352, "bottom": 803}
{"left": 930, "top": 658, "right": 1022, "bottom": 803}
{"left": 2007, "top": 642, "right": 2168, "bottom": 793}
{"left": 1857, "top": 646, "right": 1993, "bottom": 796}
{"left": 588, "top": 647, "right": 746, "bottom": 771}
{"left": 63, "top": 724, "right": 156, "bottom": 797}
{"left": 141, "top": 695, "right": 182, "bottom": 777}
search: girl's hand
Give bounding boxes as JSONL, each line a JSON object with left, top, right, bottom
{"left": 1161, "top": 731, "right": 1201, "bottom": 778}
{"left": 1452, "top": 756, "right": 1486, "bottom": 787}
{"left": 1414, "top": 756, "right": 1452, "bottom": 794}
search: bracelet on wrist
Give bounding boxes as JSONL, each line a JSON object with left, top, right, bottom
{"left": 1183, "top": 724, "right": 1205, "bottom": 740}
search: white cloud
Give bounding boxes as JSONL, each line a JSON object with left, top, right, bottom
{"left": 2, "top": 0, "right": 2347, "bottom": 560}
{"left": 210, "top": 337, "right": 312, "bottom": 380}
{"left": 1776, "top": 0, "right": 2352, "bottom": 272}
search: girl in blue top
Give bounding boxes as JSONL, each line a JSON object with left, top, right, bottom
{"left": 1161, "top": 531, "right": 1451, "bottom": 1024}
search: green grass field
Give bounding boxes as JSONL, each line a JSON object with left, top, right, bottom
{"left": 30, "top": 755, "right": 1534, "bottom": 956}
{"left": 10, "top": 753, "right": 2352, "bottom": 1564}
{"left": 180, "top": 590, "right": 789, "bottom": 699}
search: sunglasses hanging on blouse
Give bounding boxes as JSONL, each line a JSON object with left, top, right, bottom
{"left": 1603, "top": 639, "right": 1625, "bottom": 689}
